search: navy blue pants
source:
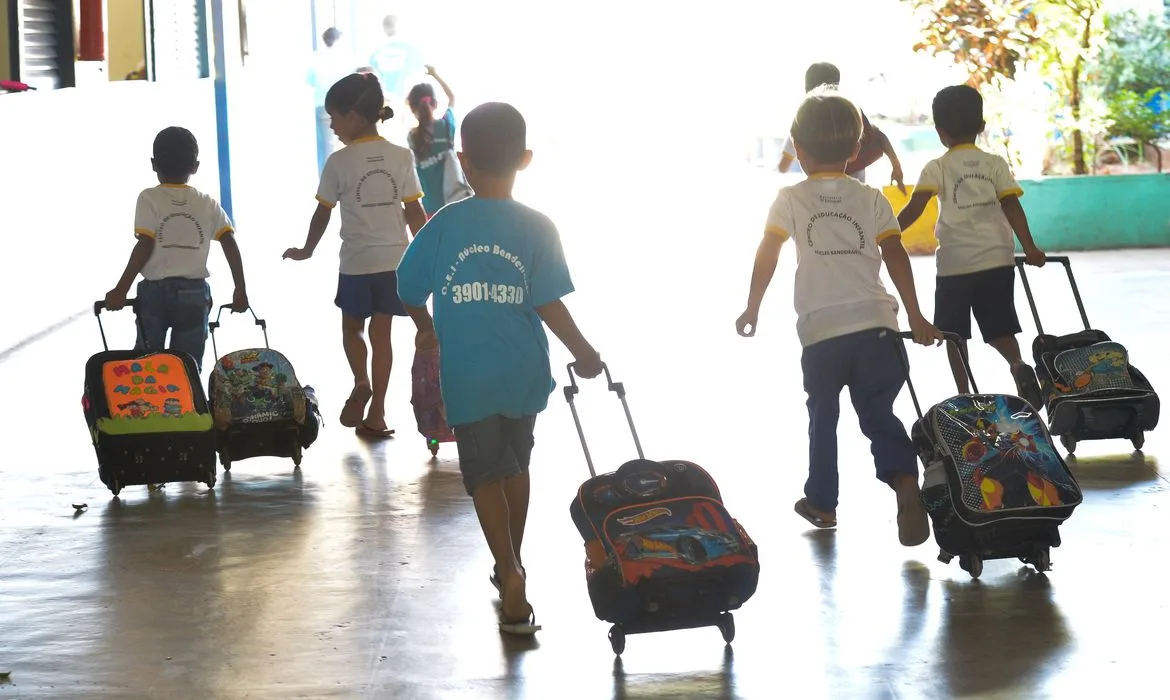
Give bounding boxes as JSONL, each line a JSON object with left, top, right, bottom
{"left": 800, "top": 327, "right": 918, "bottom": 512}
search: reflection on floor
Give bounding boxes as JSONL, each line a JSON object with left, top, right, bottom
{"left": 2, "top": 202, "right": 1168, "bottom": 698}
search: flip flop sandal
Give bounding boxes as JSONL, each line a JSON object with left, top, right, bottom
{"left": 355, "top": 422, "right": 395, "bottom": 440}
{"left": 794, "top": 498, "right": 837, "bottom": 529}
{"left": 490, "top": 566, "right": 527, "bottom": 599}
{"left": 498, "top": 608, "right": 541, "bottom": 636}
{"left": 339, "top": 386, "right": 373, "bottom": 428}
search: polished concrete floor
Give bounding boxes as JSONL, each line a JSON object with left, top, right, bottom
{"left": 2, "top": 161, "right": 1168, "bottom": 698}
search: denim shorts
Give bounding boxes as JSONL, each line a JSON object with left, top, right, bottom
{"left": 135, "top": 277, "right": 212, "bottom": 372}
{"left": 452, "top": 414, "right": 537, "bottom": 495}
{"left": 334, "top": 271, "right": 408, "bottom": 320}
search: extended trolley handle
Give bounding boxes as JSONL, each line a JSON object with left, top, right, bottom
{"left": 896, "top": 331, "right": 977, "bottom": 422}
{"left": 563, "top": 362, "right": 645, "bottom": 478}
{"left": 93, "top": 299, "right": 139, "bottom": 352}
{"left": 209, "top": 304, "right": 268, "bottom": 360}
{"left": 1014, "top": 255, "right": 1091, "bottom": 336}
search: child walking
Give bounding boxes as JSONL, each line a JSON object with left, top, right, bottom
{"left": 396, "top": 102, "right": 603, "bottom": 635}
{"left": 406, "top": 65, "right": 469, "bottom": 216}
{"left": 105, "top": 126, "right": 249, "bottom": 373}
{"left": 896, "top": 85, "right": 1046, "bottom": 409}
{"left": 736, "top": 89, "right": 943, "bottom": 546}
{"left": 778, "top": 62, "right": 906, "bottom": 194}
{"left": 283, "top": 72, "right": 436, "bottom": 439}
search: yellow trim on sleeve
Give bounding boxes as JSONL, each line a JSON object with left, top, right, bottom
{"left": 315, "top": 195, "right": 337, "bottom": 209}
{"left": 765, "top": 225, "right": 790, "bottom": 242}
{"left": 998, "top": 187, "right": 1024, "bottom": 200}
{"left": 913, "top": 185, "right": 938, "bottom": 195}
{"left": 135, "top": 227, "right": 156, "bottom": 239}
{"left": 213, "top": 226, "right": 234, "bottom": 241}
{"left": 403, "top": 192, "right": 423, "bottom": 203}
{"left": 875, "top": 229, "right": 902, "bottom": 244}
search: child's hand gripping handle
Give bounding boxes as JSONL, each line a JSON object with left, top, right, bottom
{"left": 563, "top": 362, "right": 645, "bottom": 478}
{"left": 895, "top": 330, "right": 978, "bottom": 422}
{"left": 93, "top": 299, "right": 139, "bottom": 352}
{"left": 209, "top": 304, "right": 269, "bottom": 360}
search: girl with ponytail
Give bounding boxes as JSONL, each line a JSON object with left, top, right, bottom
{"left": 283, "top": 72, "right": 437, "bottom": 440}
{"left": 406, "top": 66, "right": 466, "bottom": 216}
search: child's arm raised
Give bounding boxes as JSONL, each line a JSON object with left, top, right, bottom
{"left": 536, "top": 300, "right": 602, "bottom": 378}
{"left": 736, "top": 231, "right": 784, "bottom": 337}
{"left": 105, "top": 237, "right": 155, "bottom": 310}
{"left": 1001, "top": 195, "right": 1046, "bottom": 267}
{"left": 879, "top": 236, "right": 942, "bottom": 346}
{"left": 283, "top": 203, "right": 332, "bottom": 261}
{"left": 217, "top": 232, "right": 249, "bottom": 311}
{"left": 425, "top": 65, "right": 455, "bottom": 109}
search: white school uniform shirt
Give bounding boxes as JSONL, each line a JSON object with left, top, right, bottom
{"left": 135, "top": 184, "right": 234, "bottom": 281}
{"left": 765, "top": 174, "right": 902, "bottom": 347}
{"left": 316, "top": 136, "right": 424, "bottom": 276}
{"left": 914, "top": 144, "right": 1024, "bottom": 277}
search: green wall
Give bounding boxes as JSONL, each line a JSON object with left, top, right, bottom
{"left": 1017, "top": 174, "right": 1170, "bottom": 251}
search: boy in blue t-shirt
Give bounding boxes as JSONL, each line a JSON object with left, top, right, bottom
{"left": 397, "top": 102, "right": 603, "bottom": 637}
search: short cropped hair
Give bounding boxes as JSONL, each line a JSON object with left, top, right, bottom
{"left": 805, "top": 62, "right": 841, "bottom": 92}
{"left": 461, "top": 102, "right": 526, "bottom": 176}
{"left": 932, "top": 85, "right": 985, "bottom": 140}
{"left": 153, "top": 126, "right": 199, "bottom": 180}
{"left": 790, "top": 89, "right": 863, "bottom": 164}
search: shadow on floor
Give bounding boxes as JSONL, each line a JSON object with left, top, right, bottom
{"left": 938, "top": 568, "right": 1070, "bottom": 697}
{"left": 1067, "top": 452, "right": 1162, "bottom": 490}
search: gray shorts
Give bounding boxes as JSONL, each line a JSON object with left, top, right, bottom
{"left": 453, "top": 414, "right": 537, "bottom": 495}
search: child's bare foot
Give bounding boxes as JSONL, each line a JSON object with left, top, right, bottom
{"left": 339, "top": 383, "right": 372, "bottom": 428}
{"left": 794, "top": 497, "right": 836, "bottom": 528}
{"left": 893, "top": 474, "right": 930, "bottom": 547}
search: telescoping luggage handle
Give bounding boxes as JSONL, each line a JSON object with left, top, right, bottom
{"left": 563, "top": 362, "right": 645, "bottom": 478}
{"left": 1014, "top": 255, "right": 1091, "bottom": 336}
{"left": 93, "top": 299, "right": 140, "bottom": 352}
{"left": 208, "top": 304, "right": 268, "bottom": 360}
{"left": 896, "top": 331, "right": 978, "bottom": 422}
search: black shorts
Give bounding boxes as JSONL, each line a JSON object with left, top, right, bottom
{"left": 934, "top": 265, "right": 1022, "bottom": 343}
{"left": 453, "top": 414, "right": 537, "bottom": 495}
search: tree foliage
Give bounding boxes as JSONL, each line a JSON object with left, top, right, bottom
{"left": 907, "top": 0, "right": 1040, "bottom": 88}
{"left": 1107, "top": 89, "right": 1170, "bottom": 172}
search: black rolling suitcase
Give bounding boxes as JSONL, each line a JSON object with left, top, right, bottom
{"left": 898, "top": 332, "right": 1083, "bottom": 579}
{"left": 1015, "top": 255, "right": 1159, "bottom": 454}
{"left": 82, "top": 301, "right": 218, "bottom": 496}
{"left": 207, "top": 305, "right": 321, "bottom": 471}
{"left": 564, "top": 363, "right": 759, "bottom": 655}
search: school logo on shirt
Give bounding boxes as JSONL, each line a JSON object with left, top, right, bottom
{"left": 355, "top": 161, "right": 401, "bottom": 209}
{"left": 804, "top": 211, "right": 865, "bottom": 256}
{"left": 156, "top": 212, "right": 205, "bottom": 250}
{"left": 951, "top": 173, "right": 997, "bottom": 210}
{"left": 439, "top": 243, "right": 530, "bottom": 305}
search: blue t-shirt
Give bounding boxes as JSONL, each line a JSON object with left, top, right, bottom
{"left": 413, "top": 109, "right": 456, "bottom": 215}
{"left": 368, "top": 39, "right": 422, "bottom": 100}
{"left": 396, "top": 198, "right": 575, "bottom": 426}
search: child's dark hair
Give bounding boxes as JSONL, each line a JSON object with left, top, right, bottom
{"left": 932, "top": 85, "right": 985, "bottom": 141}
{"left": 460, "top": 102, "right": 526, "bottom": 176}
{"left": 325, "top": 73, "right": 393, "bottom": 123}
{"left": 407, "top": 83, "right": 437, "bottom": 159}
{"left": 790, "top": 89, "right": 862, "bottom": 163}
{"left": 805, "top": 62, "right": 841, "bottom": 92}
{"left": 153, "top": 126, "right": 199, "bottom": 181}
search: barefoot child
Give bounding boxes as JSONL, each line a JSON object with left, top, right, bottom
{"left": 736, "top": 89, "right": 943, "bottom": 546}
{"left": 283, "top": 73, "right": 436, "bottom": 439}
